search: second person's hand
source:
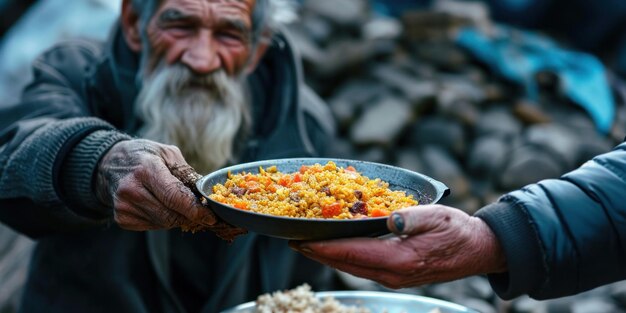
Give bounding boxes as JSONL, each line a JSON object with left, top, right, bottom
{"left": 289, "top": 205, "right": 508, "bottom": 289}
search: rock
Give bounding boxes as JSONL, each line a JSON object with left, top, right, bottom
{"left": 437, "top": 76, "right": 486, "bottom": 106}
{"left": 327, "top": 138, "right": 356, "bottom": 160}
{"left": 545, "top": 298, "right": 574, "bottom": 313}
{"left": 432, "top": 0, "right": 490, "bottom": 28}
{"left": 468, "top": 135, "right": 508, "bottom": 180}
{"left": 437, "top": 100, "right": 481, "bottom": 127}
{"left": 571, "top": 298, "right": 618, "bottom": 313}
{"left": 307, "top": 38, "right": 394, "bottom": 78}
{"left": 350, "top": 97, "right": 413, "bottom": 146}
{"left": 303, "top": 0, "right": 369, "bottom": 27}
{"left": 329, "top": 80, "right": 388, "bottom": 127}
{"left": 298, "top": 15, "right": 333, "bottom": 45}
{"left": 395, "top": 148, "right": 425, "bottom": 173}
{"left": 414, "top": 42, "right": 470, "bottom": 72}
{"left": 357, "top": 147, "right": 388, "bottom": 164}
{"left": 407, "top": 116, "right": 466, "bottom": 157}
{"left": 465, "top": 276, "right": 494, "bottom": 300}
{"left": 456, "top": 298, "right": 497, "bottom": 313}
{"left": 611, "top": 282, "right": 626, "bottom": 307}
{"left": 362, "top": 17, "right": 403, "bottom": 41}
{"left": 524, "top": 124, "right": 579, "bottom": 170}
{"left": 575, "top": 133, "right": 614, "bottom": 165}
{"left": 511, "top": 296, "right": 548, "bottom": 313}
{"left": 476, "top": 108, "right": 523, "bottom": 139}
{"left": 610, "top": 104, "right": 626, "bottom": 143}
{"left": 402, "top": 11, "right": 470, "bottom": 41}
{"left": 371, "top": 65, "right": 437, "bottom": 105}
{"left": 497, "top": 145, "right": 565, "bottom": 190}
{"left": 513, "top": 100, "right": 551, "bottom": 124}
{"left": 420, "top": 146, "right": 470, "bottom": 198}
{"left": 425, "top": 280, "right": 466, "bottom": 302}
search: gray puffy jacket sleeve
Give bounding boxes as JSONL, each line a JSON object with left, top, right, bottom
{"left": 0, "top": 42, "right": 130, "bottom": 238}
{"left": 475, "top": 141, "right": 626, "bottom": 300}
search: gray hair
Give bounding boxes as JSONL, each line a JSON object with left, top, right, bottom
{"left": 130, "top": 0, "right": 296, "bottom": 45}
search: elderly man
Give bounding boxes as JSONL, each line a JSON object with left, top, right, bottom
{"left": 0, "top": 0, "right": 335, "bottom": 312}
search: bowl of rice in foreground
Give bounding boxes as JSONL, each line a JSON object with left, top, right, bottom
{"left": 197, "top": 158, "right": 449, "bottom": 240}
{"left": 220, "top": 284, "right": 478, "bottom": 313}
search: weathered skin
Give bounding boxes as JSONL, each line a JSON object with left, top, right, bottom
{"left": 290, "top": 204, "right": 507, "bottom": 289}
{"left": 93, "top": 0, "right": 264, "bottom": 239}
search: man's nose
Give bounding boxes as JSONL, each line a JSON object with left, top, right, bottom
{"left": 181, "top": 32, "right": 221, "bottom": 75}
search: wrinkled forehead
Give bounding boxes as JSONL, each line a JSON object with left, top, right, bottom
{"left": 156, "top": 0, "right": 256, "bottom": 15}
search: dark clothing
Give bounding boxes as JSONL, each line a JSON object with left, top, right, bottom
{"left": 0, "top": 23, "right": 336, "bottom": 313}
{"left": 476, "top": 142, "right": 626, "bottom": 300}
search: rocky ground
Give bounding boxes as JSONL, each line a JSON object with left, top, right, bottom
{"left": 290, "top": 0, "right": 626, "bottom": 312}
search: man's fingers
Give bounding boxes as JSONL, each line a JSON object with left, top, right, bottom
{"left": 290, "top": 238, "right": 413, "bottom": 271}
{"left": 141, "top": 161, "right": 216, "bottom": 226}
{"left": 387, "top": 205, "right": 452, "bottom": 236}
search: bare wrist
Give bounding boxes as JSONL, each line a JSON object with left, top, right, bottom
{"left": 470, "top": 216, "right": 508, "bottom": 274}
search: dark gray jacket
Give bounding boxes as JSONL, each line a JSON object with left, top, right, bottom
{"left": 0, "top": 24, "right": 336, "bottom": 313}
{"left": 476, "top": 142, "right": 626, "bottom": 300}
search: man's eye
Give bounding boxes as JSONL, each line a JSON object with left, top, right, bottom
{"left": 169, "top": 24, "right": 195, "bottom": 32}
{"left": 217, "top": 32, "right": 244, "bottom": 43}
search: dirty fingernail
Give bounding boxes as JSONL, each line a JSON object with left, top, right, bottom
{"left": 392, "top": 213, "right": 405, "bottom": 233}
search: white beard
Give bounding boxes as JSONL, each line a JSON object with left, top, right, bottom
{"left": 135, "top": 63, "right": 250, "bottom": 174}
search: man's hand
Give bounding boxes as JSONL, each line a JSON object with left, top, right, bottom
{"left": 95, "top": 139, "right": 217, "bottom": 231}
{"left": 289, "top": 205, "right": 507, "bottom": 289}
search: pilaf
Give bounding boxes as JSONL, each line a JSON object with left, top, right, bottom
{"left": 209, "top": 161, "right": 417, "bottom": 219}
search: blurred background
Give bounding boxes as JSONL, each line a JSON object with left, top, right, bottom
{"left": 2, "top": 0, "right": 626, "bottom": 312}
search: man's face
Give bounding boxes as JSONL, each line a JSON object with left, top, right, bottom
{"left": 144, "top": 0, "right": 255, "bottom": 76}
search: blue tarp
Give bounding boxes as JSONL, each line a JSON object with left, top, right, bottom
{"left": 456, "top": 26, "right": 615, "bottom": 134}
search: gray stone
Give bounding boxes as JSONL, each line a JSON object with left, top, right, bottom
{"left": 437, "top": 100, "right": 481, "bottom": 127}
{"left": 575, "top": 134, "right": 614, "bottom": 166}
{"left": 465, "top": 276, "right": 494, "bottom": 300}
{"left": 350, "top": 97, "right": 413, "bottom": 146}
{"left": 513, "top": 100, "right": 551, "bottom": 125}
{"left": 362, "top": 17, "right": 402, "bottom": 41}
{"left": 407, "top": 116, "right": 466, "bottom": 157}
{"left": 497, "top": 145, "right": 565, "bottom": 190}
{"left": 327, "top": 138, "right": 356, "bottom": 160}
{"left": 329, "top": 80, "right": 387, "bottom": 127}
{"left": 524, "top": 124, "right": 579, "bottom": 170}
{"left": 432, "top": 0, "right": 490, "bottom": 27}
{"left": 298, "top": 15, "right": 333, "bottom": 45}
{"left": 303, "top": 0, "right": 369, "bottom": 26}
{"left": 610, "top": 104, "right": 626, "bottom": 143}
{"left": 357, "top": 147, "right": 388, "bottom": 164}
{"left": 395, "top": 148, "right": 425, "bottom": 173}
{"left": 420, "top": 147, "right": 470, "bottom": 199}
{"left": 310, "top": 39, "right": 395, "bottom": 78}
{"left": 437, "top": 77, "right": 486, "bottom": 107}
{"left": 426, "top": 280, "right": 466, "bottom": 302}
{"left": 468, "top": 135, "right": 509, "bottom": 180}
{"left": 571, "top": 298, "right": 618, "bottom": 313}
{"left": 611, "top": 282, "right": 626, "bottom": 307}
{"left": 455, "top": 298, "right": 497, "bottom": 313}
{"left": 372, "top": 65, "right": 437, "bottom": 105}
{"left": 545, "top": 298, "right": 573, "bottom": 313}
{"left": 476, "top": 108, "right": 523, "bottom": 138}
{"left": 511, "top": 296, "right": 547, "bottom": 313}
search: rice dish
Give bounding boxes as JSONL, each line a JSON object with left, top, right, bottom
{"left": 255, "top": 284, "right": 371, "bottom": 313}
{"left": 209, "top": 161, "right": 417, "bottom": 219}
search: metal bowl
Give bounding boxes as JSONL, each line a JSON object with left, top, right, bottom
{"left": 197, "top": 158, "right": 449, "bottom": 240}
{"left": 220, "top": 290, "right": 478, "bottom": 313}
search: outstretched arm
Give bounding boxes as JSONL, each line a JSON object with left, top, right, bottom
{"left": 290, "top": 204, "right": 507, "bottom": 289}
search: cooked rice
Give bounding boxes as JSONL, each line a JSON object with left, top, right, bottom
{"left": 209, "top": 161, "right": 417, "bottom": 219}
{"left": 255, "top": 284, "right": 371, "bottom": 313}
